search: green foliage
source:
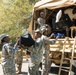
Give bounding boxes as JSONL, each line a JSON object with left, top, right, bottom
{"left": 0, "top": 0, "right": 39, "bottom": 42}
{"left": 28, "top": 0, "right": 39, "bottom": 4}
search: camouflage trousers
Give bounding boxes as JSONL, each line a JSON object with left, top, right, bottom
{"left": 42, "top": 46, "right": 51, "bottom": 75}
{"left": 42, "top": 55, "right": 51, "bottom": 75}
{"left": 29, "top": 63, "right": 41, "bottom": 75}
{"left": 2, "top": 65, "right": 17, "bottom": 75}
{"left": 15, "top": 49, "right": 23, "bottom": 72}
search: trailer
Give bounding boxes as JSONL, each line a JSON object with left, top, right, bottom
{"left": 28, "top": 0, "right": 76, "bottom": 75}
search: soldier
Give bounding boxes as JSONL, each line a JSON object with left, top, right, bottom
{"left": 19, "top": 32, "right": 59, "bottom": 75}
{"left": 34, "top": 28, "right": 42, "bottom": 70}
{"left": 34, "top": 27, "right": 54, "bottom": 73}
{"left": 40, "top": 26, "right": 55, "bottom": 75}
{"left": 37, "top": 11, "right": 45, "bottom": 28}
{"left": 0, "top": 34, "right": 19, "bottom": 75}
{"left": 15, "top": 37, "right": 24, "bottom": 74}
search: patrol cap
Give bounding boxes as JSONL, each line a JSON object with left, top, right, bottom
{"left": 0, "top": 34, "right": 9, "bottom": 43}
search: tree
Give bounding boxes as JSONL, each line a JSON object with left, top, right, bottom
{"left": 0, "top": 0, "right": 39, "bottom": 41}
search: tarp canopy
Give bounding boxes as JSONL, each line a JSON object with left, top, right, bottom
{"left": 34, "top": 0, "right": 76, "bottom": 11}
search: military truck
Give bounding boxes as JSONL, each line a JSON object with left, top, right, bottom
{"left": 28, "top": 0, "right": 76, "bottom": 75}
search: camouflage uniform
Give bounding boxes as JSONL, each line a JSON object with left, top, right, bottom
{"left": 37, "top": 12, "right": 45, "bottom": 27}
{"left": 1, "top": 43, "right": 18, "bottom": 75}
{"left": 15, "top": 48, "right": 23, "bottom": 73}
{"left": 42, "top": 43, "right": 51, "bottom": 75}
{"left": 28, "top": 35, "right": 57, "bottom": 75}
{"left": 37, "top": 17, "right": 45, "bottom": 27}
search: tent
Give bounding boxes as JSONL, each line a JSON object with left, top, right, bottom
{"left": 28, "top": 0, "right": 76, "bottom": 34}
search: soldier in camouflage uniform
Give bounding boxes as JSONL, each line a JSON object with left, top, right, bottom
{"left": 20, "top": 32, "right": 59, "bottom": 75}
{"left": 34, "top": 28, "right": 42, "bottom": 70}
{"left": 15, "top": 37, "right": 23, "bottom": 74}
{"left": 37, "top": 12, "right": 45, "bottom": 28}
{"left": 0, "top": 34, "right": 19, "bottom": 75}
{"left": 40, "top": 26, "right": 54, "bottom": 75}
